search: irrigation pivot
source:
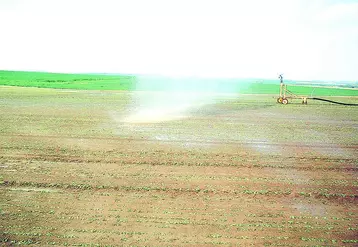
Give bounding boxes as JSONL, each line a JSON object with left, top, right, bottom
{"left": 276, "top": 74, "right": 308, "bottom": 105}
{"left": 276, "top": 75, "right": 358, "bottom": 106}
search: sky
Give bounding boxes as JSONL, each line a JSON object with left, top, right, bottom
{"left": 0, "top": 0, "right": 357, "bottom": 81}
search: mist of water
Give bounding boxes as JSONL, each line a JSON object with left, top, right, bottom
{"left": 122, "top": 75, "right": 238, "bottom": 123}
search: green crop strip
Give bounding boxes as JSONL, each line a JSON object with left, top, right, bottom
{"left": 1, "top": 70, "right": 357, "bottom": 96}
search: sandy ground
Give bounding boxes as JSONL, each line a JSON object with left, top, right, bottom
{"left": 0, "top": 87, "right": 357, "bottom": 246}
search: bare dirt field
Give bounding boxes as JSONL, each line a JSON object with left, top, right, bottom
{"left": 0, "top": 86, "right": 357, "bottom": 246}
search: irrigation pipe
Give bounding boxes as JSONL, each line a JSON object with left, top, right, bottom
{"left": 310, "top": 97, "right": 358, "bottom": 106}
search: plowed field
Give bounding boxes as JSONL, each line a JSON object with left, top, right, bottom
{"left": 1, "top": 86, "right": 357, "bottom": 246}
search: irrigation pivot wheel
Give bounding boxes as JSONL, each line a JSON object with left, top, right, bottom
{"left": 277, "top": 97, "right": 283, "bottom": 104}
{"left": 282, "top": 98, "right": 289, "bottom": 105}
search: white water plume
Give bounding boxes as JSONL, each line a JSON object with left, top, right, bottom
{"left": 123, "top": 91, "right": 213, "bottom": 123}
{"left": 122, "top": 76, "right": 237, "bottom": 123}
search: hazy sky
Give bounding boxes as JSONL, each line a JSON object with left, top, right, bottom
{"left": 0, "top": 0, "right": 357, "bottom": 81}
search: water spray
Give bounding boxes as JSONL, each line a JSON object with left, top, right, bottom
{"left": 122, "top": 76, "right": 238, "bottom": 124}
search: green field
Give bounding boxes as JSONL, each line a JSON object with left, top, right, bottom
{"left": 1, "top": 70, "right": 357, "bottom": 96}
{"left": 0, "top": 71, "right": 136, "bottom": 91}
